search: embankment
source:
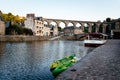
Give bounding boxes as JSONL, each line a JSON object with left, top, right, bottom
{"left": 55, "top": 40, "right": 120, "bottom": 80}
{"left": 0, "top": 35, "right": 50, "bottom": 42}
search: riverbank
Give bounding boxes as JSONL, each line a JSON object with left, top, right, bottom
{"left": 0, "top": 35, "right": 50, "bottom": 42}
{"left": 55, "top": 40, "right": 120, "bottom": 80}
{"left": 0, "top": 35, "right": 80, "bottom": 42}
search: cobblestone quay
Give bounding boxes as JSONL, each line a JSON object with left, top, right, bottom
{"left": 55, "top": 40, "right": 120, "bottom": 80}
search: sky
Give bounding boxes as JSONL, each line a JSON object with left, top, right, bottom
{"left": 0, "top": 0, "right": 120, "bottom": 22}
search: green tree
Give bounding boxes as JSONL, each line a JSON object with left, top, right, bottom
{"left": 92, "top": 24, "right": 96, "bottom": 32}
{"left": 13, "top": 15, "right": 21, "bottom": 23}
{"left": 84, "top": 27, "right": 88, "bottom": 33}
{"left": 99, "top": 24, "right": 103, "bottom": 33}
{"left": 106, "top": 18, "right": 111, "bottom": 22}
{"left": 20, "top": 17, "right": 26, "bottom": 22}
{"left": 1, "top": 11, "right": 26, "bottom": 25}
{"left": 23, "top": 28, "right": 33, "bottom": 35}
{"left": 7, "top": 13, "right": 14, "bottom": 21}
{"left": 6, "top": 24, "right": 33, "bottom": 35}
{"left": 58, "top": 26, "right": 62, "bottom": 31}
{"left": 0, "top": 10, "right": 2, "bottom": 16}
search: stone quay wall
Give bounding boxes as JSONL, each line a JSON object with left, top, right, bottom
{"left": 0, "top": 35, "right": 50, "bottom": 42}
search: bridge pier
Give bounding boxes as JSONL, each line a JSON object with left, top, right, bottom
{"left": 88, "top": 23, "right": 92, "bottom": 33}
{"left": 95, "top": 23, "right": 101, "bottom": 33}
{"left": 102, "top": 24, "right": 107, "bottom": 34}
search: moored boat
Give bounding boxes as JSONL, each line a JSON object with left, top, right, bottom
{"left": 50, "top": 54, "right": 77, "bottom": 76}
{"left": 84, "top": 33, "right": 108, "bottom": 47}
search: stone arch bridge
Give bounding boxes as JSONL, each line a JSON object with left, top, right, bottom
{"left": 40, "top": 17, "right": 108, "bottom": 33}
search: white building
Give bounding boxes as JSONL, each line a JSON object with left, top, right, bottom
{"left": 34, "top": 19, "right": 50, "bottom": 36}
{"left": 50, "top": 25, "right": 58, "bottom": 36}
{"left": 25, "top": 14, "right": 52, "bottom": 36}
{"left": 25, "top": 14, "right": 34, "bottom": 30}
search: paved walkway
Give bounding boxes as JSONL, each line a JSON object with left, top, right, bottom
{"left": 49, "top": 35, "right": 63, "bottom": 40}
{"left": 55, "top": 40, "right": 120, "bottom": 80}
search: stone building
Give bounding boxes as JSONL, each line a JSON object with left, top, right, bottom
{"left": 25, "top": 14, "right": 58, "bottom": 36}
{"left": 63, "top": 26, "right": 83, "bottom": 36}
{"left": 34, "top": 18, "right": 50, "bottom": 36}
{"left": 24, "top": 14, "right": 35, "bottom": 31}
{"left": 0, "top": 16, "right": 5, "bottom": 35}
{"left": 112, "top": 19, "right": 120, "bottom": 39}
{"left": 50, "top": 25, "right": 58, "bottom": 36}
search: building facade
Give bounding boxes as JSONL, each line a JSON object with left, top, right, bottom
{"left": 0, "top": 16, "right": 5, "bottom": 35}
{"left": 34, "top": 19, "right": 50, "bottom": 36}
{"left": 25, "top": 14, "right": 58, "bottom": 36}
{"left": 63, "top": 26, "right": 83, "bottom": 36}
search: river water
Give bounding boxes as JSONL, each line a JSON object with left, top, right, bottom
{"left": 0, "top": 41, "right": 94, "bottom": 80}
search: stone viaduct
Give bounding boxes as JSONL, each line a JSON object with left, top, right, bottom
{"left": 38, "top": 17, "right": 120, "bottom": 34}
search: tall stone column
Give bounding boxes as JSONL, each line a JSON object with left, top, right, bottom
{"left": 88, "top": 23, "right": 92, "bottom": 33}
{"left": 102, "top": 24, "right": 107, "bottom": 34}
{"left": 81, "top": 23, "right": 84, "bottom": 32}
{"left": 56, "top": 21, "right": 60, "bottom": 27}
{"left": 47, "top": 22, "right": 50, "bottom": 27}
{"left": 72, "top": 22, "right": 77, "bottom": 27}
{"left": 115, "top": 22, "right": 120, "bottom": 29}
{"left": 96, "top": 23, "right": 101, "bottom": 33}
{"left": 64, "top": 21, "right": 68, "bottom": 27}
{"left": 65, "top": 23, "right": 68, "bottom": 27}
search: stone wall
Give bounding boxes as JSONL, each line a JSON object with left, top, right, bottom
{"left": 0, "top": 21, "right": 5, "bottom": 35}
{"left": 0, "top": 35, "right": 50, "bottom": 42}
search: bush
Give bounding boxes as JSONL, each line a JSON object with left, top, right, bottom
{"left": 5, "top": 24, "right": 33, "bottom": 35}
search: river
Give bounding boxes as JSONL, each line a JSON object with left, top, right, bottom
{"left": 0, "top": 41, "right": 94, "bottom": 80}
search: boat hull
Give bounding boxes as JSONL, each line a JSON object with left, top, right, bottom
{"left": 84, "top": 43, "right": 104, "bottom": 47}
{"left": 84, "top": 40, "right": 107, "bottom": 47}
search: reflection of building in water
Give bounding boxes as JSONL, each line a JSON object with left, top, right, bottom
{"left": 0, "top": 16, "right": 5, "bottom": 35}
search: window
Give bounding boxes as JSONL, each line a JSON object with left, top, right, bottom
{"left": 36, "top": 26, "right": 39, "bottom": 28}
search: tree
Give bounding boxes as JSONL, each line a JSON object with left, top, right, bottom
{"left": 0, "top": 10, "right": 2, "bottom": 16}
{"left": 92, "top": 24, "right": 96, "bottom": 32}
{"left": 1, "top": 11, "right": 26, "bottom": 25}
{"left": 5, "top": 24, "right": 33, "bottom": 35}
{"left": 84, "top": 27, "right": 88, "bottom": 33}
{"left": 106, "top": 18, "right": 111, "bottom": 22}
{"left": 13, "top": 15, "right": 21, "bottom": 23}
{"left": 23, "top": 28, "right": 33, "bottom": 35}
{"left": 58, "top": 26, "right": 62, "bottom": 31}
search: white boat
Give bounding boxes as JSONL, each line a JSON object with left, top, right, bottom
{"left": 83, "top": 33, "right": 108, "bottom": 47}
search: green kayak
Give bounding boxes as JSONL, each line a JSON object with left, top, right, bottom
{"left": 50, "top": 54, "right": 77, "bottom": 76}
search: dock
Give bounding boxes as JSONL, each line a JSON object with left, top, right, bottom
{"left": 55, "top": 40, "right": 120, "bottom": 80}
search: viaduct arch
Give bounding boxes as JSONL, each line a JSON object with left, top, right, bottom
{"left": 38, "top": 17, "right": 120, "bottom": 34}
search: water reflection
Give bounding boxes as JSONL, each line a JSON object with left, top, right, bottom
{"left": 0, "top": 41, "right": 94, "bottom": 80}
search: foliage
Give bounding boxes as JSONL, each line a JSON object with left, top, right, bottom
{"left": 106, "top": 18, "right": 111, "bottom": 22}
{"left": 0, "top": 11, "right": 25, "bottom": 24}
{"left": 84, "top": 27, "right": 88, "bottom": 33}
{"left": 6, "top": 24, "right": 33, "bottom": 35}
{"left": 58, "top": 26, "right": 62, "bottom": 31}
{"left": 23, "top": 28, "right": 33, "bottom": 35}
{"left": 0, "top": 10, "right": 32, "bottom": 35}
{"left": 99, "top": 24, "right": 103, "bottom": 33}
{"left": 92, "top": 24, "right": 96, "bottom": 32}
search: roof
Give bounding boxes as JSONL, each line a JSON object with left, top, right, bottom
{"left": 86, "top": 33, "right": 108, "bottom": 37}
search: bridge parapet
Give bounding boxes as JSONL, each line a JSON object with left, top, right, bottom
{"left": 42, "top": 18, "right": 96, "bottom": 27}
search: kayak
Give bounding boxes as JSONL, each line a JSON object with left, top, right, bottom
{"left": 50, "top": 54, "right": 77, "bottom": 76}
